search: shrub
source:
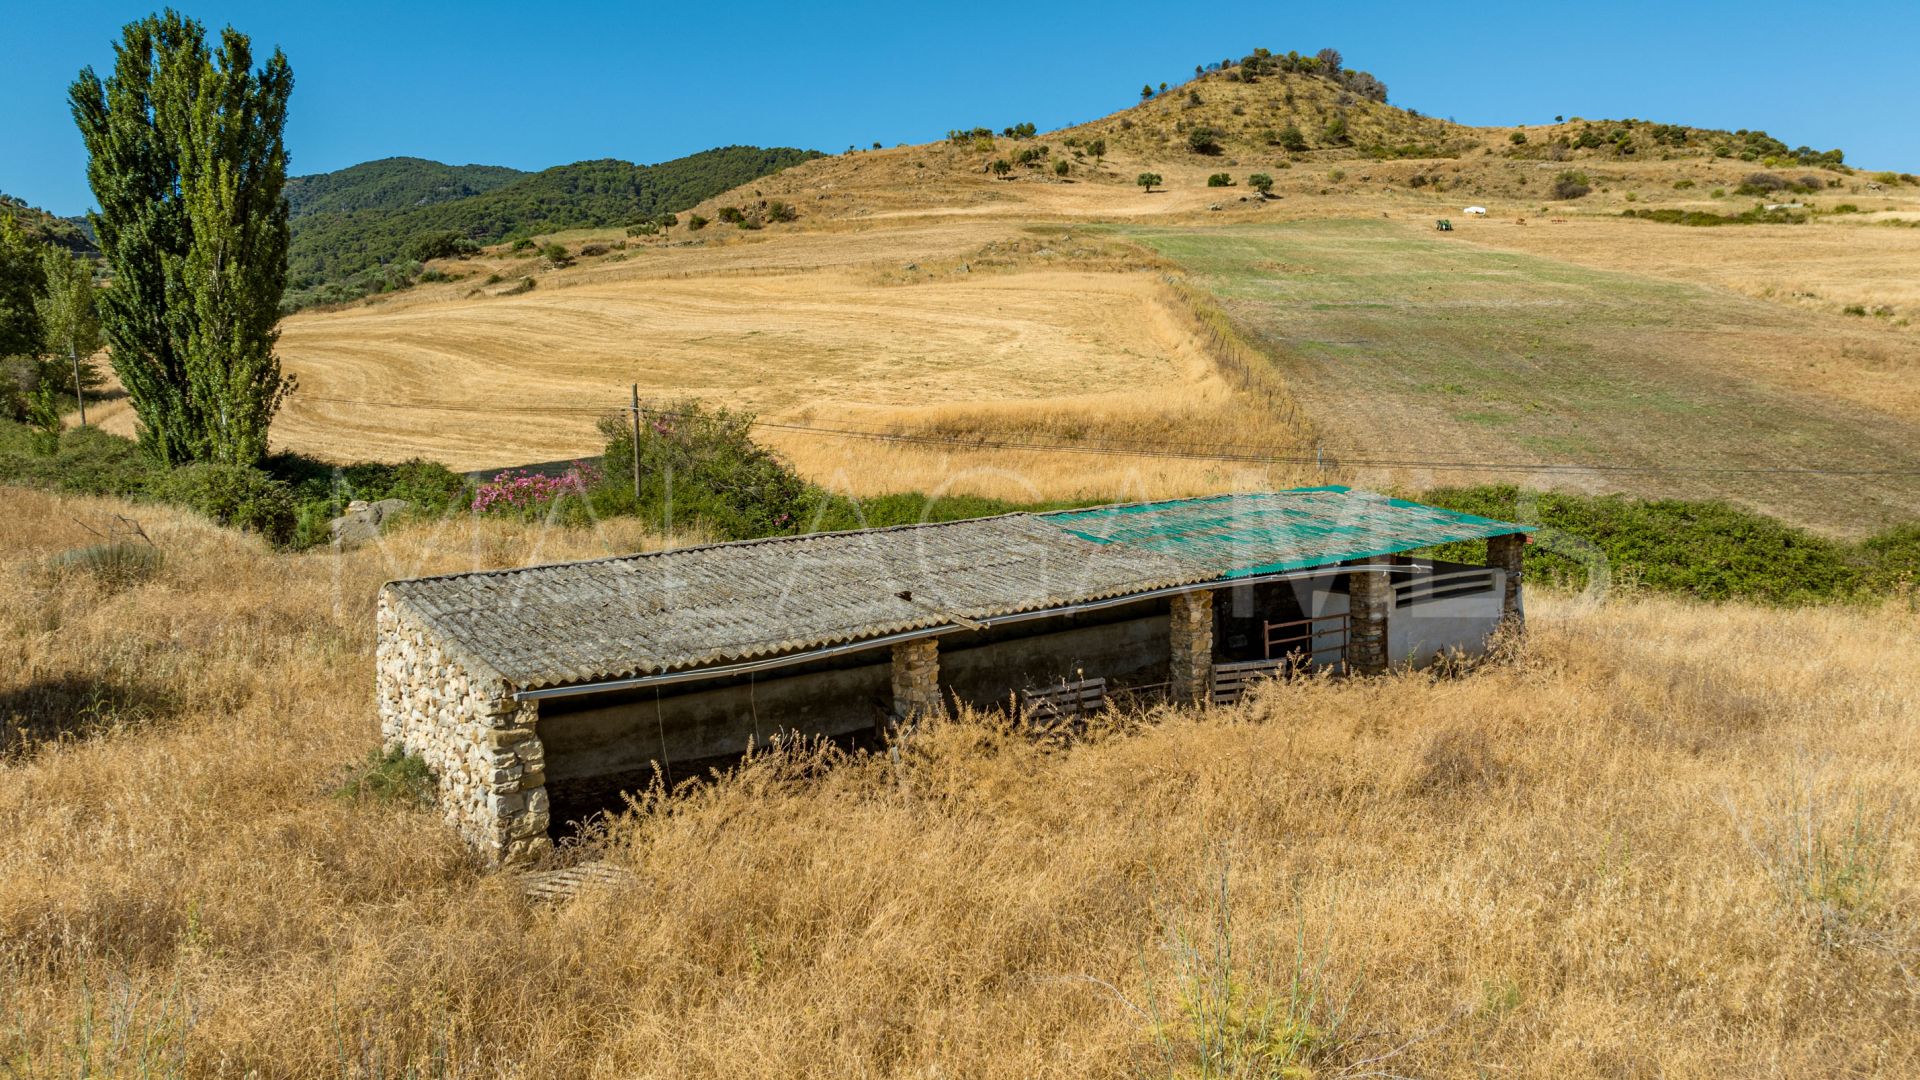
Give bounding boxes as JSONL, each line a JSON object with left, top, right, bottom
{"left": 1328, "top": 168, "right": 1346, "bottom": 183}
{"left": 1321, "top": 115, "right": 1350, "bottom": 145}
{"left": 1843, "top": 304, "right": 1867, "bottom": 316}
{"left": 153, "top": 463, "right": 297, "bottom": 544}
{"left": 1418, "top": 485, "right": 1879, "bottom": 604}
{"left": 1086, "top": 137, "right": 1106, "bottom": 161}
{"left": 335, "top": 747, "right": 434, "bottom": 806}
{"left": 538, "top": 242, "right": 571, "bottom": 266}
{"left": 1053, "top": 159, "right": 1069, "bottom": 176}
{"left": 508, "top": 237, "right": 534, "bottom": 252}
{"left": 1186, "top": 127, "right": 1222, "bottom": 155}
{"left": 1551, "top": 170, "right": 1591, "bottom": 199}
{"left": 0, "top": 421, "right": 154, "bottom": 497}
{"left": 1207, "top": 173, "right": 1233, "bottom": 187}
{"left": 717, "top": 206, "right": 745, "bottom": 224}
{"left": 597, "top": 398, "right": 809, "bottom": 540}
{"left": 1509, "top": 131, "right": 1528, "bottom": 145}
{"left": 1737, "top": 172, "right": 1789, "bottom": 195}
{"left": 765, "top": 200, "right": 798, "bottom": 223}
{"left": 1673, "top": 179, "right": 1696, "bottom": 189}
{"left": 45, "top": 542, "right": 163, "bottom": 589}
{"left": 472, "top": 461, "right": 602, "bottom": 520}
{"left": 1248, "top": 173, "right": 1274, "bottom": 195}
{"left": 991, "top": 159, "right": 1012, "bottom": 178}
{"left": 625, "top": 222, "right": 659, "bottom": 237}
{"left": 577, "top": 243, "right": 609, "bottom": 258}
{"left": 1277, "top": 124, "right": 1308, "bottom": 152}
{"left": 686, "top": 214, "right": 708, "bottom": 231}
{"left": 405, "top": 230, "right": 479, "bottom": 262}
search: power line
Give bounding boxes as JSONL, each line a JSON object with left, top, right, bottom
{"left": 291, "top": 392, "right": 1920, "bottom": 479}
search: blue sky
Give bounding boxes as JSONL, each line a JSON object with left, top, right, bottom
{"left": 7, "top": 0, "right": 1916, "bottom": 214}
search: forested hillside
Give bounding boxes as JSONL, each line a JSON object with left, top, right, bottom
{"left": 0, "top": 194, "right": 93, "bottom": 255}
{"left": 287, "top": 145, "right": 822, "bottom": 291}
{"left": 285, "top": 157, "right": 526, "bottom": 217}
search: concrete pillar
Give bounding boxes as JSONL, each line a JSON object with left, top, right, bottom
{"left": 890, "top": 638, "right": 942, "bottom": 723}
{"left": 1487, "top": 533, "right": 1526, "bottom": 629}
{"left": 1347, "top": 568, "right": 1392, "bottom": 675}
{"left": 1169, "top": 589, "right": 1215, "bottom": 705}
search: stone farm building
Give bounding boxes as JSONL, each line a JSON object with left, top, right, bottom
{"left": 377, "top": 487, "right": 1531, "bottom": 862}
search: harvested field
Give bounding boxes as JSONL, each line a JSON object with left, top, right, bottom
{"left": 2, "top": 486, "right": 1916, "bottom": 1076}
{"left": 1129, "top": 219, "right": 1920, "bottom": 533}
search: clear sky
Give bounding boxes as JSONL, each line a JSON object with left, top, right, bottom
{"left": 7, "top": 0, "right": 1917, "bottom": 215}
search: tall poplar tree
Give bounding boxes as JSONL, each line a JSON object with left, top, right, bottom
{"left": 70, "top": 10, "right": 294, "bottom": 466}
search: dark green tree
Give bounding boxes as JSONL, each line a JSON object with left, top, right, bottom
{"left": 70, "top": 10, "right": 295, "bottom": 466}
{"left": 0, "top": 216, "right": 44, "bottom": 359}
{"left": 1248, "top": 173, "right": 1275, "bottom": 196}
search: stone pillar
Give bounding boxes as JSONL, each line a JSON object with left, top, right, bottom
{"left": 1169, "top": 589, "right": 1215, "bottom": 705}
{"left": 1347, "top": 567, "right": 1392, "bottom": 675}
{"left": 890, "top": 638, "right": 942, "bottom": 724}
{"left": 1487, "top": 533, "right": 1526, "bottom": 629}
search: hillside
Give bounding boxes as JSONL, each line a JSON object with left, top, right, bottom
{"left": 0, "top": 193, "right": 93, "bottom": 255}
{"left": 284, "top": 156, "right": 526, "bottom": 217}
{"left": 286, "top": 145, "right": 823, "bottom": 295}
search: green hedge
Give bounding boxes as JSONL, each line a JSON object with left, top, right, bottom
{"left": 1415, "top": 485, "right": 1915, "bottom": 604}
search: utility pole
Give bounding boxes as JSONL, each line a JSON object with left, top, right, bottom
{"left": 71, "top": 346, "right": 86, "bottom": 427}
{"left": 629, "top": 383, "right": 642, "bottom": 503}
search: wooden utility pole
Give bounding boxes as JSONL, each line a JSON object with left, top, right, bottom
{"left": 71, "top": 346, "right": 86, "bottom": 427}
{"left": 629, "top": 383, "right": 642, "bottom": 502}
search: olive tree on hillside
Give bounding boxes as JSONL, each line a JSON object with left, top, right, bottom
{"left": 70, "top": 11, "right": 295, "bottom": 466}
{"left": 1137, "top": 172, "right": 1162, "bottom": 193}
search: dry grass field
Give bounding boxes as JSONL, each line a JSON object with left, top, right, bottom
{"left": 3, "top": 486, "right": 1917, "bottom": 1076}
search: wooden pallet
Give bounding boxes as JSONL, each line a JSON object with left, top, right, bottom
{"left": 519, "top": 860, "right": 636, "bottom": 903}
{"left": 1020, "top": 677, "right": 1108, "bottom": 727}
{"left": 1212, "top": 659, "right": 1286, "bottom": 706}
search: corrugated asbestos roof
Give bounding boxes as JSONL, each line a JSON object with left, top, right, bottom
{"left": 385, "top": 486, "right": 1528, "bottom": 691}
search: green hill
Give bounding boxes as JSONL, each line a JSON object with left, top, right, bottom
{"left": 287, "top": 146, "right": 822, "bottom": 296}
{"left": 285, "top": 157, "right": 526, "bottom": 217}
{"left": 0, "top": 194, "right": 94, "bottom": 255}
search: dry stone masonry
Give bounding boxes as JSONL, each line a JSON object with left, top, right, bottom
{"left": 1487, "top": 533, "right": 1526, "bottom": 628}
{"left": 890, "top": 638, "right": 942, "bottom": 723}
{"left": 377, "top": 591, "right": 551, "bottom": 864}
{"left": 1169, "top": 589, "right": 1215, "bottom": 703}
{"left": 1347, "top": 567, "right": 1392, "bottom": 675}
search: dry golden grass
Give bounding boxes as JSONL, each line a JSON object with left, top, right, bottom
{"left": 4, "top": 485, "right": 1916, "bottom": 1076}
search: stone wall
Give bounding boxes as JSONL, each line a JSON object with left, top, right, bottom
{"left": 890, "top": 638, "right": 942, "bottom": 723}
{"left": 1168, "top": 589, "right": 1215, "bottom": 704}
{"left": 1487, "top": 533, "right": 1526, "bottom": 628}
{"left": 376, "top": 591, "right": 551, "bottom": 864}
{"left": 1347, "top": 568, "right": 1392, "bottom": 675}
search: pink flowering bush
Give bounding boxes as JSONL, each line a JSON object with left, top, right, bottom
{"left": 472, "top": 461, "right": 602, "bottom": 518}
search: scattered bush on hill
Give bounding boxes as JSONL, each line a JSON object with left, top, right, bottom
{"left": 717, "top": 207, "right": 745, "bottom": 224}
{"left": 1053, "top": 160, "right": 1070, "bottom": 176}
{"left": 1277, "top": 125, "right": 1308, "bottom": 152}
{"left": 1248, "top": 174, "right": 1274, "bottom": 196}
{"left": 686, "top": 214, "right": 708, "bottom": 231}
{"left": 538, "top": 243, "right": 571, "bottom": 266}
{"left": 1206, "top": 173, "right": 1233, "bottom": 187}
{"left": 404, "top": 230, "right": 480, "bottom": 262}
{"left": 765, "top": 201, "right": 798, "bottom": 223}
{"left": 1137, "top": 173, "right": 1163, "bottom": 193}
{"left": 1551, "top": 170, "right": 1592, "bottom": 199}
{"left": 1186, "top": 127, "right": 1223, "bottom": 155}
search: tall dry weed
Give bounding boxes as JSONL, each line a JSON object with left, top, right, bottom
{"left": 1, "top": 486, "right": 1916, "bottom": 1076}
